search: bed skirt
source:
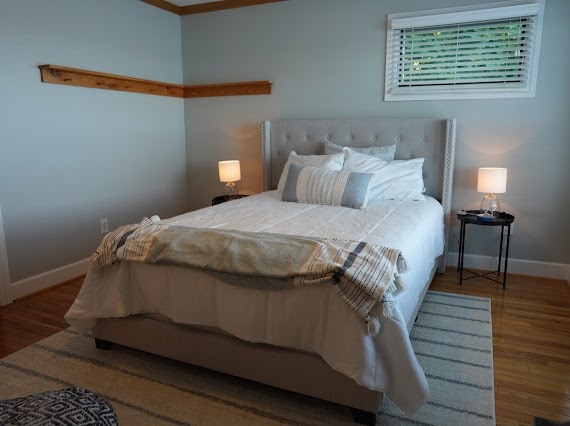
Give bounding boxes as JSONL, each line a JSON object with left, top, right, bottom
{"left": 92, "top": 315, "right": 384, "bottom": 421}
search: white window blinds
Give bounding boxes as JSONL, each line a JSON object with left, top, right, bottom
{"left": 384, "top": 1, "right": 544, "bottom": 101}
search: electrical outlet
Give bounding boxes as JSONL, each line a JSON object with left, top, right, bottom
{"left": 100, "top": 218, "right": 109, "bottom": 234}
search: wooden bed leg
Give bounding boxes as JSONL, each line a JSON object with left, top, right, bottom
{"left": 349, "top": 407, "right": 377, "bottom": 425}
{"left": 94, "top": 338, "right": 113, "bottom": 350}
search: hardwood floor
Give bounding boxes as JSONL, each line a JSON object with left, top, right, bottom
{"left": 1, "top": 269, "right": 568, "bottom": 425}
{"left": 0, "top": 276, "right": 83, "bottom": 358}
{"left": 429, "top": 269, "right": 570, "bottom": 426}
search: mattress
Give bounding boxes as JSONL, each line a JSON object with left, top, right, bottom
{"left": 66, "top": 191, "right": 444, "bottom": 414}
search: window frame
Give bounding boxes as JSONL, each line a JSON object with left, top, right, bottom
{"left": 383, "top": 0, "right": 545, "bottom": 101}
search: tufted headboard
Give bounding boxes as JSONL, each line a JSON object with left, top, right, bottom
{"left": 262, "top": 118, "right": 456, "bottom": 271}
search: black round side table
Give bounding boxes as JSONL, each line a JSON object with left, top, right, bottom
{"left": 211, "top": 194, "right": 248, "bottom": 205}
{"left": 457, "top": 210, "right": 515, "bottom": 289}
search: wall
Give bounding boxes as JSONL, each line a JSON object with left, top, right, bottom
{"left": 181, "top": 0, "right": 569, "bottom": 271}
{"left": 0, "top": 0, "right": 187, "bottom": 290}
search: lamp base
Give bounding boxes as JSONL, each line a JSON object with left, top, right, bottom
{"left": 225, "top": 181, "right": 237, "bottom": 197}
{"left": 480, "top": 193, "right": 500, "bottom": 216}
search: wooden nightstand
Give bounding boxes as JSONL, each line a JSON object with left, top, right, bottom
{"left": 211, "top": 194, "right": 248, "bottom": 205}
{"left": 457, "top": 210, "right": 515, "bottom": 289}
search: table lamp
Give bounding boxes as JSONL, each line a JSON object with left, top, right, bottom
{"left": 218, "top": 160, "right": 241, "bottom": 197}
{"left": 477, "top": 167, "right": 507, "bottom": 217}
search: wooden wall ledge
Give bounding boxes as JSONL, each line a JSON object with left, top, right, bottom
{"left": 38, "top": 65, "right": 272, "bottom": 98}
{"left": 183, "top": 81, "right": 271, "bottom": 97}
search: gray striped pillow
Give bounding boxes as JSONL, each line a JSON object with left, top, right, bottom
{"left": 282, "top": 163, "right": 374, "bottom": 209}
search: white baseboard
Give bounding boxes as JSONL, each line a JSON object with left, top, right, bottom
{"left": 0, "top": 204, "right": 10, "bottom": 306}
{"left": 447, "top": 252, "right": 570, "bottom": 283}
{"left": 9, "top": 258, "right": 89, "bottom": 301}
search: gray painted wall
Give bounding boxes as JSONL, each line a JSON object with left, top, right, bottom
{"left": 181, "top": 0, "right": 569, "bottom": 265}
{"left": 1, "top": 0, "right": 567, "bottom": 285}
{"left": 0, "top": 0, "right": 187, "bottom": 282}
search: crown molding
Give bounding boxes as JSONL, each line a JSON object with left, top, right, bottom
{"left": 181, "top": 0, "right": 285, "bottom": 15}
{"left": 140, "top": 0, "right": 182, "bottom": 14}
{"left": 141, "top": 0, "right": 285, "bottom": 15}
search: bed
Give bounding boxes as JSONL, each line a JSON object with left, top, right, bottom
{"left": 65, "top": 117, "right": 456, "bottom": 425}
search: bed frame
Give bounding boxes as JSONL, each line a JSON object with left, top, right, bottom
{"left": 92, "top": 117, "right": 456, "bottom": 425}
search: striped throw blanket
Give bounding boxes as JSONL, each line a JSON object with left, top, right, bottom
{"left": 92, "top": 219, "right": 409, "bottom": 334}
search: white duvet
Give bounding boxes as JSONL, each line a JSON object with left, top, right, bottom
{"left": 66, "top": 191, "right": 444, "bottom": 415}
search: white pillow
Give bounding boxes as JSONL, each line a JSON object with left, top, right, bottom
{"left": 343, "top": 149, "right": 388, "bottom": 173}
{"left": 323, "top": 141, "right": 396, "bottom": 161}
{"left": 344, "top": 150, "right": 425, "bottom": 201}
{"left": 373, "top": 159, "right": 426, "bottom": 201}
{"left": 282, "top": 163, "right": 374, "bottom": 209}
{"left": 277, "top": 151, "right": 345, "bottom": 193}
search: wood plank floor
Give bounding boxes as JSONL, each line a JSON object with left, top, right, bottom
{"left": 1, "top": 269, "right": 569, "bottom": 425}
{"left": 429, "top": 269, "right": 570, "bottom": 426}
{"left": 0, "top": 277, "right": 82, "bottom": 358}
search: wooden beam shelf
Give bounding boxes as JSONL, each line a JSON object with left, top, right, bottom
{"left": 184, "top": 80, "right": 271, "bottom": 97}
{"left": 38, "top": 65, "right": 272, "bottom": 99}
{"left": 39, "top": 65, "right": 184, "bottom": 97}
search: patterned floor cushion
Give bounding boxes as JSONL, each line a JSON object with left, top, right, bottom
{"left": 0, "top": 387, "right": 117, "bottom": 425}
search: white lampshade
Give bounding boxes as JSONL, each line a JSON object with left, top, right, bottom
{"left": 477, "top": 167, "right": 507, "bottom": 216}
{"left": 218, "top": 160, "right": 241, "bottom": 183}
{"left": 477, "top": 168, "right": 507, "bottom": 194}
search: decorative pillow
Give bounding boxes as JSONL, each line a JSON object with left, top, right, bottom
{"left": 282, "top": 163, "right": 374, "bottom": 209}
{"left": 323, "top": 141, "right": 396, "bottom": 161}
{"left": 0, "top": 387, "right": 118, "bottom": 425}
{"left": 344, "top": 150, "right": 425, "bottom": 201}
{"left": 277, "top": 151, "right": 345, "bottom": 193}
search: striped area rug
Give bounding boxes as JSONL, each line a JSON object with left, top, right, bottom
{"left": 0, "top": 291, "right": 494, "bottom": 425}
{"left": 378, "top": 290, "right": 495, "bottom": 425}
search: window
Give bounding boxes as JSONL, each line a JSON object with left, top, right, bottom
{"left": 384, "top": 0, "right": 544, "bottom": 101}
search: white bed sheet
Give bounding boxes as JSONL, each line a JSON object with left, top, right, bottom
{"left": 66, "top": 191, "right": 444, "bottom": 415}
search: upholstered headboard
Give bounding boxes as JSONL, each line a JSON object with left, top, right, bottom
{"left": 262, "top": 118, "right": 456, "bottom": 271}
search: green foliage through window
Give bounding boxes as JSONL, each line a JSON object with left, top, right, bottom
{"left": 398, "top": 18, "right": 533, "bottom": 88}
{"left": 384, "top": 2, "right": 544, "bottom": 100}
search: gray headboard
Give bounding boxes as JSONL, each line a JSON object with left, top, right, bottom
{"left": 262, "top": 118, "right": 457, "bottom": 272}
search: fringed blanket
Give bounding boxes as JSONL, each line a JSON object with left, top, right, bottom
{"left": 92, "top": 219, "right": 409, "bottom": 334}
